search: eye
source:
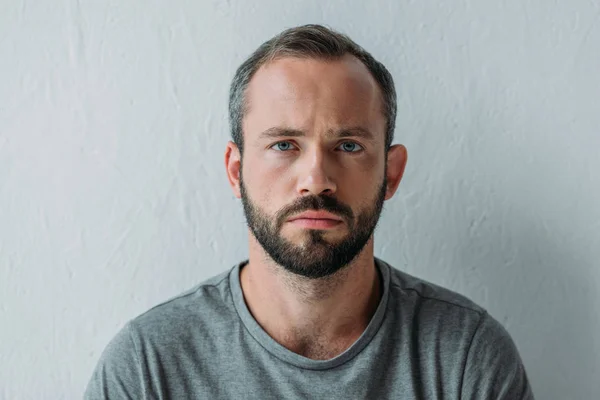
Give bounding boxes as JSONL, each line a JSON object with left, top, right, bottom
{"left": 271, "top": 141, "right": 296, "bottom": 151}
{"left": 338, "top": 141, "right": 363, "bottom": 153}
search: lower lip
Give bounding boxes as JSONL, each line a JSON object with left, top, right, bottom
{"left": 289, "top": 218, "right": 342, "bottom": 229}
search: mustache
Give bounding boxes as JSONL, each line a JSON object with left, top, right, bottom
{"left": 276, "top": 195, "right": 354, "bottom": 227}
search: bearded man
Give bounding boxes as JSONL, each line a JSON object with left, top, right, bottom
{"left": 85, "top": 24, "right": 534, "bottom": 400}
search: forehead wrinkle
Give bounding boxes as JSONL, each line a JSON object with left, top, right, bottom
{"left": 258, "top": 126, "right": 376, "bottom": 142}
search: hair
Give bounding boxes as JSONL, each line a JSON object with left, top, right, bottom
{"left": 228, "top": 24, "right": 397, "bottom": 155}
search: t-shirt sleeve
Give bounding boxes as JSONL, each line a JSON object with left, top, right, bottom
{"left": 84, "top": 322, "right": 145, "bottom": 400}
{"left": 460, "top": 312, "right": 535, "bottom": 400}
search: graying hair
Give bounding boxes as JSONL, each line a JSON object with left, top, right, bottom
{"left": 228, "top": 24, "right": 397, "bottom": 155}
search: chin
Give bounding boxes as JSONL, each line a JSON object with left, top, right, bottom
{"left": 290, "top": 230, "right": 345, "bottom": 244}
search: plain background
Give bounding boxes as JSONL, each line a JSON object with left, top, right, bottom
{"left": 1, "top": 0, "right": 599, "bottom": 398}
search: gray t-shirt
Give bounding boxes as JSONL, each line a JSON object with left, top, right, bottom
{"left": 85, "top": 258, "right": 534, "bottom": 399}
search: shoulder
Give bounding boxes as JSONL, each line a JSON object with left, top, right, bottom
{"left": 381, "top": 258, "right": 486, "bottom": 316}
{"left": 128, "top": 267, "right": 236, "bottom": 341}
{"left": 378, "top": 259, "right": 533, "bottom": 398}
{"left": 379, "top": 258, "right": 488, "bottom": 349}
{"left": 382, "top": 260, "right": 519, "bottom": 350}
{"left": 85, "top": 267, "right": 238, "bottom": 398}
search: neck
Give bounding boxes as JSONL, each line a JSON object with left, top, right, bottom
{"left": 240, "top": 234, "right": 382, "bottom": 359}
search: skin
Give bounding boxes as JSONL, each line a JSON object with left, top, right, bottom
{"left": 225, "top": 54, "right": 407, "bottom": 360}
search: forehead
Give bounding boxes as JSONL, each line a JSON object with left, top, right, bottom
{"left": 243, "top": 54, "right": 385, "bottom": 140}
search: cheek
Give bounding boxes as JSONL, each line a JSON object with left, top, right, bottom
{"left": 341, "top": 171, "right": 383, "bottom": 209}
{"left": 244, "top": 152, "right": 292, "bottom": 189}
{"left": 341, "top": 165, "right": 380, "bottom": 191}
{"left": 242, "top": 164, "right": 285, "bottom": 211}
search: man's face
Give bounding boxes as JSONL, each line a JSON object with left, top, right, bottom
{"left": 238, "top": 55, "right": 390, "bottom": 279}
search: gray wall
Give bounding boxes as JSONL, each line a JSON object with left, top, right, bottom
{"left": 1, "top": 0, "right": 598, "bottom": 398}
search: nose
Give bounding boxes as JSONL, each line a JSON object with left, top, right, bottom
{"left": 296, "top": 147, "right": 337, "bottom": 196}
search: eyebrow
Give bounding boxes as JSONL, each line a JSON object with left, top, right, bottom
{"left": 259, "top": 126, "right": 376, "bottom": 141}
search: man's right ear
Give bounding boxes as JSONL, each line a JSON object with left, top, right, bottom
{"left": 225, "top": 141, "right": 242, "bottom": 199}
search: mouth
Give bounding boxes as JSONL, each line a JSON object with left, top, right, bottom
{"left": 287, "top": 218, "right": 343, "bottom": 229}
{"left": 286, "top": 209, "right": 346, "bottom": 230}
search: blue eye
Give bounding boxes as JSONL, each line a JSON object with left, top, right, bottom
{"left": 339, "top": 142, "right": 362, "bottom": 152}
{"left": 272, "top": 141, "right": 295, "bottom": 151}
{"left": 270, "top": 141, "right": 363, "bottom": 153}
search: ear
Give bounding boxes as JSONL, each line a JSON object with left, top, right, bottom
{"left": 384, "top": 144, "right": 408, "bottom": 200}
{"left": 225, "top": 141, "right": 242, "bottom": 199}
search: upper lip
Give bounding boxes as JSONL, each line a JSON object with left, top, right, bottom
{"left": 288, "top": 210, "right": 343, "bottom": 221}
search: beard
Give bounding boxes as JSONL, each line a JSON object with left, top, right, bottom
{"left": 239, "top": 167, "right": 387, "bottom": 280}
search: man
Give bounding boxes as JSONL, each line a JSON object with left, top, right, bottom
{"left": 85, "top": 24, "right": 534, "bottom": 399}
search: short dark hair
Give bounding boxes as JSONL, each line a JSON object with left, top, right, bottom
{"left": 228, "top": 24, "right": 397, "bottom": 154}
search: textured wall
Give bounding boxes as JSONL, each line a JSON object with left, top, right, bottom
{"left": 1, "top": 0, "right": 599, "bottom": 398}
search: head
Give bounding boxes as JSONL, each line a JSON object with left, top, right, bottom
{"left": 225, "top": 24, "right": 407, "bottom": 279}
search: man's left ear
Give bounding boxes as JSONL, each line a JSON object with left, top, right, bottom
{"left": 384, "top": 144, "right": 408, "bottom": 200}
